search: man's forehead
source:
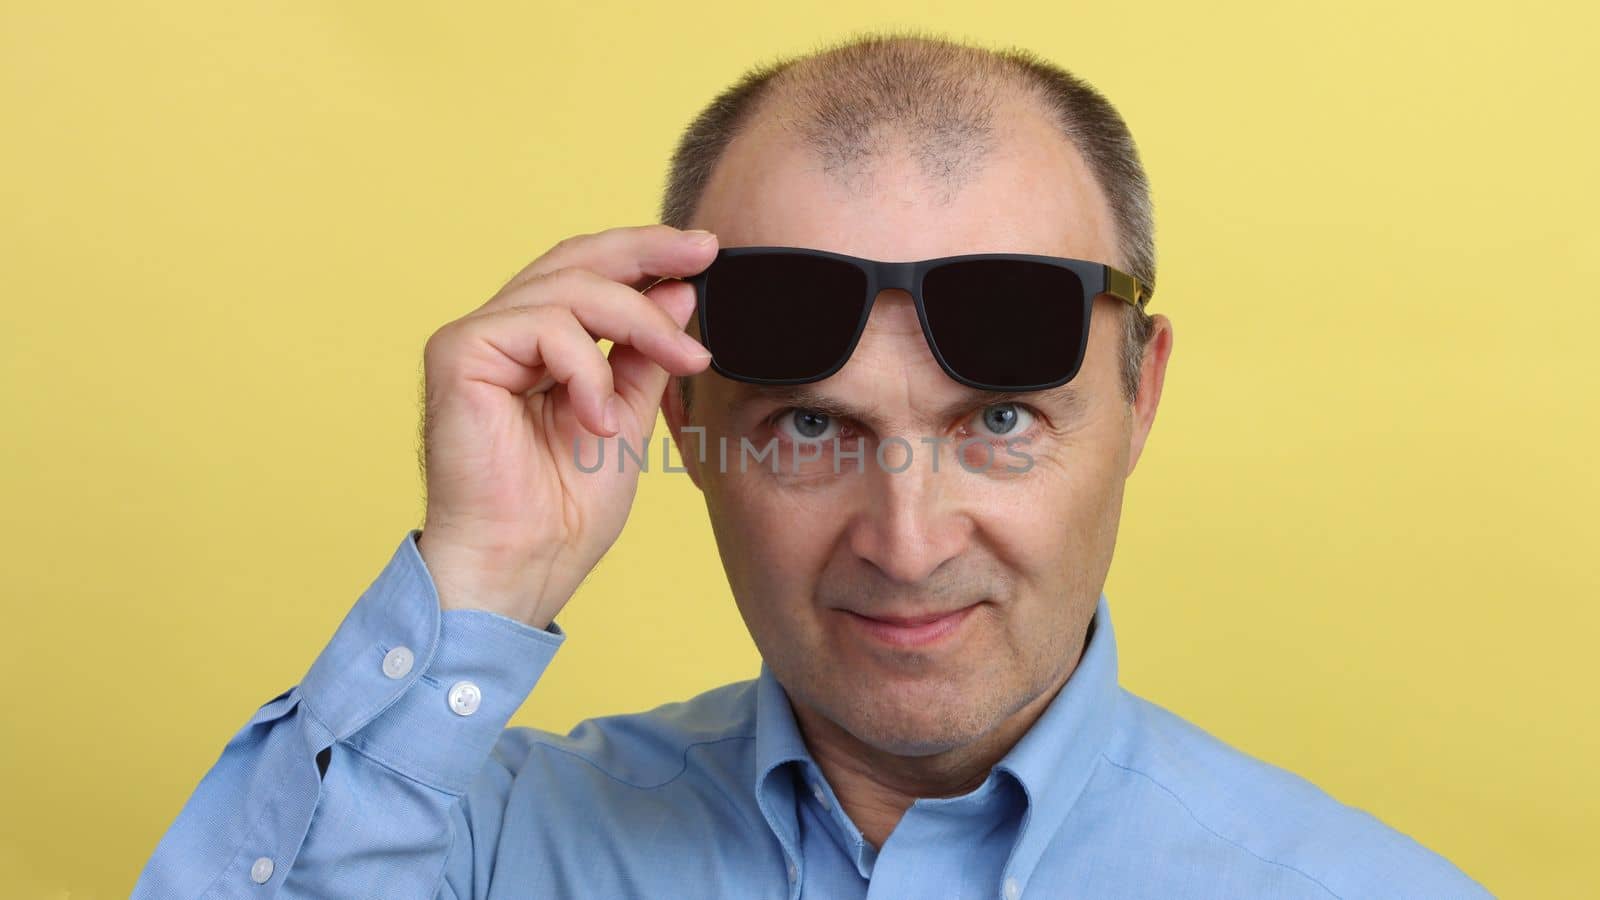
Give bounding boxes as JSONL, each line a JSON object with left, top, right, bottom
{"left": 690, "top": 102, "right": 1119, "bottom": 264}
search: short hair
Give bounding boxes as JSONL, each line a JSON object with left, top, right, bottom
{"left": 662, "top": 30, "right": 1157, "bottom": 414}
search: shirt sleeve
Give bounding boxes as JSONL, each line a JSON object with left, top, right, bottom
{"left": 131, "top": 529, "right": 566, "bottom": 900}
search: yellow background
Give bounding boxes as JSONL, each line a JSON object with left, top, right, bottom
{"left": 3, "top": 2, "right": 1596, "bottom": 897}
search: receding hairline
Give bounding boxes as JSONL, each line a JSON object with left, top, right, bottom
{"left": 723, "top": 38, "right": 1072, "bottom": 197}
{"left": 662, "top": 31, "right": 1156, "bottom": 273}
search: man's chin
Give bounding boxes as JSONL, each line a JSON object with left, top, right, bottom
{"left": 847, "top": 714, "right": 991, "bottom": 758}
{"left": 829, "top": 687, "right": 999, "bottom": 757}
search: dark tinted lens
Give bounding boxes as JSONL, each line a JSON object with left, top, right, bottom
{"left": 701, "top": 253, "right": 869, "bottom": 382}
{"left": 920, "top": 259, "right": 1088, "bottom": 388}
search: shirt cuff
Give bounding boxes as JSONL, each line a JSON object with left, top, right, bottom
{"left": 297, "top": 528, "right": 566, "bottom": 794}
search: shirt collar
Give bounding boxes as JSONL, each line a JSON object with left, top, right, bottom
{"left": 753, "top": 652, "right": 820, "bottom": 876}
{"left": 751, "top": 592, "right": 1121, "bottom": 891}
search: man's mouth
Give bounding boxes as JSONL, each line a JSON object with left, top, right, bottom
{"left": 839, "top": 603, "right": 980, "bottom": 649}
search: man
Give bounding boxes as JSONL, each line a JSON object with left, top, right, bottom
{"left": 135, "top": 33, "right": 1491, "bottom": 899}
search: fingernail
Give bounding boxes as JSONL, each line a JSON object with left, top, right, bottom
{"left": 684, "top": 229, "right": 716, "bottom": 246}
{"left": 677, "top": 331, "right": 711, "bottom": 360}
{"left": 603, "top": 396, "right": 622, "bottom": 433}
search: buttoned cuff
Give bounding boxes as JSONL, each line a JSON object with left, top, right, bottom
{"left": 297, "top": 528, "right": 565, "bottom": 794}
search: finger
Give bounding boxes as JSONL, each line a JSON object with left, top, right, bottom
{"left": 449, "top": 305, "right": 619, "bottom": 436}
{"left": 474, "top": 266, "right": 710, "bottom": 380}
{"left": 606, "top": 279, "right": 709, "bottom": 426}
{"left": 649, "top": 274, "right": 698, "bottom": 330}
{"left": 494, "top": 224, "right": 718, "bottom": 299}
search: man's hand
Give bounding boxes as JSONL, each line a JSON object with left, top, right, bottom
{"left": 415, "top": 225, "right": 716, "bottom": 628}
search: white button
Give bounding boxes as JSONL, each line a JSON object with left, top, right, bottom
{"left": 250, "top": 856, "right": 274, "bottom": 883}
{"left": 382, "top": 646, "right": 414, "bottom": 679}
{"left": 810, "top": 781, "right": 831, "bottom": 810}
{"left": 786, "top": 860, "right": 797, "bottom": 881}
{"left": 448, "top": 680, "right": 481, "bottom": 716}
{"left": 1002, "top": 876, "right": 1021, "bottom": 900}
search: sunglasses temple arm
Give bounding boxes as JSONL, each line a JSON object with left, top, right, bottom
{"left": 1105, "top": 267, "right": 1152, "bottom": 311}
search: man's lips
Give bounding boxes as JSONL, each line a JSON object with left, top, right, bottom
{"left": 851, "top": 608, "right": 972, "bottom": 626}
{"left": 838, "top": 603, "right": 980, "bottom": 648}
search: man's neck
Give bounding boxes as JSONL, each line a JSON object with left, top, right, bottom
{"left": 788, "top": 659, "right": 1078, "bottom": 849}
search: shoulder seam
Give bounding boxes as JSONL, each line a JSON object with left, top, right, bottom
{"left": 1097, "top": 752, "right": 1343, "bottom": 900}
{"left": 531, "top": 734, "right": 757, "bottom": 791}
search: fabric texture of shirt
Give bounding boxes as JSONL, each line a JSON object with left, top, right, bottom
{"left": 134, "top": 530, "right": 1493, "bottom": 899}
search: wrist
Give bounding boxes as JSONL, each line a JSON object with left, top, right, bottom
{"left": 416, "top": 529, "right": 565, "bottom": 628}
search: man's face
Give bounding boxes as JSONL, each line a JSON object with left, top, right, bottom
{"left": 667, "top": 98, "right": 1168, "bottom": 759}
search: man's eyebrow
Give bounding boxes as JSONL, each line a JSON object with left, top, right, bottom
{"left": 726, "top": 385, "right": 865, "bottom": 421}
{"left": 726, "top": 382, "right": 1088, "bottom": 424}
{"left": 956, "top": 384, "right": 1088, "bottom": 421}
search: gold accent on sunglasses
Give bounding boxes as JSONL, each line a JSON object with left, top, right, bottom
{"left": 1105, "top": 268, "right": 1153, "bottom": 312}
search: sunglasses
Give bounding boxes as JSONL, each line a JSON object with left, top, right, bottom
{"left": 685, "top": 246, "right": 1153, "bottom": 392}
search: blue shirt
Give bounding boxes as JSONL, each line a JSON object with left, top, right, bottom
{"left": 135, "top": 530, "right": 1492, "bottom": 899}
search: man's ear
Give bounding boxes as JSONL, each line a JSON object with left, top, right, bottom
{"left": 660, "top": 375, "right": 704, "bottom": 490}
{"left": 1125, "top": 314, "right": 1173, "bottom": 477}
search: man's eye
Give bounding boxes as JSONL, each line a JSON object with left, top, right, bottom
{"left": 776, "top": 408, "right": 840, "bottom": 442}
{"left": 969, "top": 402, "right": 1034, "bottom": 437}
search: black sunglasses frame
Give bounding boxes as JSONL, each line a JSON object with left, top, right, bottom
{"left": 685, "top": 246, "right": 1153, "bottom": 393}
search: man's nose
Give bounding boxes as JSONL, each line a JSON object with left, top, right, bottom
{"left": 844, "top": 447, "right": 973, "bottom": 585}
